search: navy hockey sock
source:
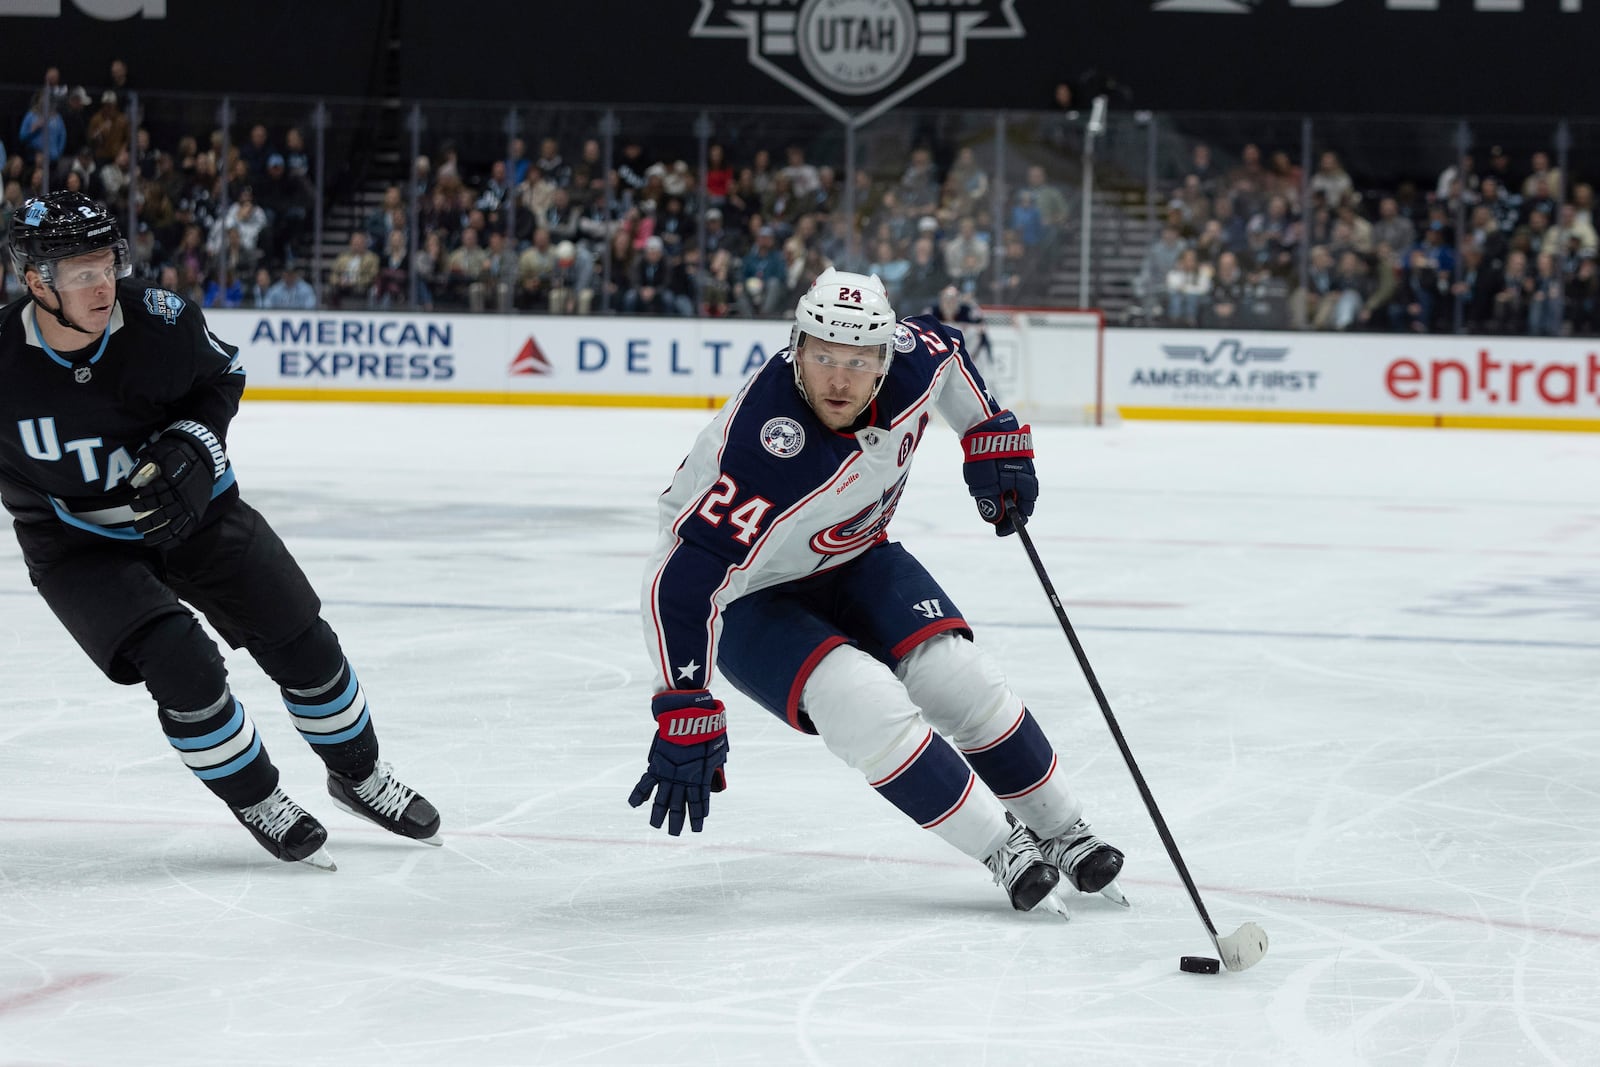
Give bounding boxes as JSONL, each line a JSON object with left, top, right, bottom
{"left": 960, "top": 707, "right": 1057, "bottom": 801}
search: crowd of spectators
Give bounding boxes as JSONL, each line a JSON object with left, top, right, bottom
{"left": 1132, "top": 141, "right": 1600, "bottom": 336}
{"left": 2, "top": 64, "right": 1070, "bottom": 320}
{"left": 7, "top": 64, "right": 1598, "bottom": 339}
{"left": 324, "top": 138, "right": 1067, "bottom": 322}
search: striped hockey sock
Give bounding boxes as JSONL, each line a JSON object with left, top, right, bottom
{"left": 160, "top": 689, "right": 277, "bottom": 808}
{"left": 281, "top": 659, "right": 378, "bottom": 775}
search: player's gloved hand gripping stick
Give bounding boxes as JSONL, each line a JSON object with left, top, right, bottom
{"left": 129, "top": 420, "right": 226, "bottom": 547}
{"left": 961, "top": 410, "right": 1038, "bottom": 536}
{"left": 628, "top": 689, "right": 729, "bottom": 835}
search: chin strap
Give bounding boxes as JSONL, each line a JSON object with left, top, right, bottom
{"left": 37, "top": 286, "right": 97, "bottom": 336}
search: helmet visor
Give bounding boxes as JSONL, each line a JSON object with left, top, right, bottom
{"left": 40, "top": 241, "right": 132, "bottom": 291}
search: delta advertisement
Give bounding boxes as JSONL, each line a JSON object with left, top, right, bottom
{"left": 206, "top": 310, "right": 786, "bottom": 407}
{"left": 1106, "top": 329, "right": 1600, "bottom": 431}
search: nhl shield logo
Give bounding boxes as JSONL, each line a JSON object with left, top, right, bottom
{"left": 74, "top": 365, "right": 93, "bottom": 384}
{"left": 691, "top": 0, "right": 1024, "bottom": 128}
{"left": 761, "top": 417, "right": 806, "bottom": 458}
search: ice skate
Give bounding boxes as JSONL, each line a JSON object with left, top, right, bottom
{"left": 327, "top": 760, "right": 441, "bottom": 844}
{"left": 1038, "top": 818, "right": 1128, "bottom": 906}
{"left": 983, "top": 819, "right": 1061, "bottom": 912}
{"left": 232, "top": 786, "right": 336, "bottom": 870}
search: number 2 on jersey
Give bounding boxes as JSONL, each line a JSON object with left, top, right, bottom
{"left": 696, "top": 474, "right": 773, "bottom": 546}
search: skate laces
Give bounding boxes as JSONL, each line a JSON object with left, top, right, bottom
{"left": 1043, "top": 819, "right": 1110, "bottom": 872}
{"left": 985, "top": 822, "right": 1046, "bottom": 890}
{"left": 351, "top": 761, "right": 416, "bottom": 819}
{"left": 239, "top": 787, "right": 307, "bottom": 840}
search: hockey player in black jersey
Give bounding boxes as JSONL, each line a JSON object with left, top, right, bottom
{"left": 0, "top": 192, "right": 440, "bottom": 869}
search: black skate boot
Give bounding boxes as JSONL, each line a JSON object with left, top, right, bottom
{"left": 1038, "top": 818, "right": 1127, "bottom": 905}
{"left": 983, "top": 818, "right": 1061, "bottom": 912}
{"left": 327, "top": 760, "right": 441, "bottom": 844}
{"left": 232, "top": 786, "right": 335, "bottom": 870}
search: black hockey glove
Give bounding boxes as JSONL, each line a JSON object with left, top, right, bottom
{"left": 628, "top": 690, "right": 729, "bottom": 836}
{"left": 961, "top": 410, "right": 1037, "bottom": 536}
{"left": 130, "top": 421, "right": 225, "bottom": 548}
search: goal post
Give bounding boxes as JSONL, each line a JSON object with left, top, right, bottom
{"left": 977, "top": 307, "right": 1110, "bottom": 427}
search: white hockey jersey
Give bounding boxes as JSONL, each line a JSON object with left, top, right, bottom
{"left": 642, "top": 314, "right": 1004, "bottom": 694}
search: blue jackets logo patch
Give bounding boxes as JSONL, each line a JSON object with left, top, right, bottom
{"left": 760, "top": 417, "right": 805, "bottom": 458}
{"left": 143, "top": 288, "right": 184, "bottom": 324}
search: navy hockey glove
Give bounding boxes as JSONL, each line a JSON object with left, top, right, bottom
{"left": 130, "top": 421, "right": 226, "bottom": 547}
{"left": 627, "top": 690, "right": 729, "bottom": 836}
{"left": 961, "top": 410, "right": 1037, "bottom": 536}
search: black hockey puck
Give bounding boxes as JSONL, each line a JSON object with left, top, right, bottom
{"left": 1179, "top": 955, "right": 1221, "bottom": 974}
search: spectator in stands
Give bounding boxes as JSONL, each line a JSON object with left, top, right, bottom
{"left": 780, "top": 144, "right": 821, "bottom": 202}
{"left": 282, "top": 126, "right": 310, "bottom": 181}
{"left": 1224, "top": 143, "right": 1268, "bottom": 219}
{"left": 624, "top": 234, "right": 677, "bottom": 315}
{"left": 1371, "top": 197, "right": 1415, "bottom": 257}
{"left": 1566, "top": 253, "right": 1600, "bottom": 335}
{"left": 242, "top": 266, "right": 273, "bottom": 308}
{"left": 900, "top": 234, "right": 948, "bottom": 315}
{"left": 1211, "top": 195, "right": 1247, "bottom": 258}
{"left": 1490, "top": 250, "right": 1531, "bottom": 334}
{"left": 655, "top": 195, "right": 695, "bottom": 262}
{"left": 1357, "top": 243, "right": 1401, "bottom": 331}
{"left": 413, "top": 231, "right": 448, "bottom": 310}
{"left": 209, "top": 186, "right": 269, "bottom": 271}
{"left": 941, "top": 215, "right": 990, "bottom": 283}
{"left": 1310, "top": 150, "right": 1353, "bottom": 208}
{"left": 1478, "top": 176, "right": 1521, "bottom": 236}
{"left": 1166, "top": 246, "right": 1212, "bottom": 327}
{"left": 1204, "top": 251, "right": 1246, "bottom": 329}
{"left": 18, "top": 92, "right": 67, "bottom": 166}
{"left": 1545, "top": 203, "right": 1597, "bottom": 256}
{"left": 330, "top": 230, "right": 380, "bottom": 308}
{"left": 569, "top": 138, "right": 605, "bottom": 207}
{"left": 601, "top": 228, "right": 636, "bottom": 313}
{"left": 929, "top": 284, "right": 991, "bottom": 363}
{"left": 85, "top": 91, "right": 129, "bottom": 167}
{"left": 704, "top": 143, "right": 734, "bottom": 207}
{"left": 866, "top": 238, "right": 910, "bottom": 306}
{"left": 898, "top": 146, "right": 940, "bottom": 216}
{"left": 105, "top": 57, "right": 131, "bottom": 112}
{"left": 171, "top": 223, "right": 208, "bottom": 301}
{"left": 1135, "top": 223, "right": 1186, "bottom": 319}
{"left": 239, "top": 124, "right": 273, "bottom": 181}
{"left": 1522, "top": 150, "right": 1562, "bottom": 203}
{"left": 740, "top": 225, "right": 787, "bottom": 315}
{"left": 1522, "top": 177, "right": 1558, "bottom": 234}
{"left": 516, "top": 227, "right": 557, "bottom": 311}
{"left": 1187, "top": 142, "right": 1220, "bottom": 198}
{"left": 1025, "top": 165, "right": 1070, "bottom": 254}
{"left": 700, "top": 207, "right": 739, "bottom": 259}
{"left": 1289, "top": 245, "right": 1337, "bottom": 330}
{"left": 1266, "top": 150, "right": 1303, "bottom": 210}
{"left": 1528, "top": 252, "right": 1565, "bottom": 336}
{"left": 264, "top": 263, "right": 317, "bottom": 309}
{"left": 1330, "top": 250, "right": 1373, "bottom": 331}
{"left": 941, "top": 145, "right": 989, "bottom": 222}
{"left": 1394, "top": 248, "right": 1440, "bottom": 333}
{"left": 1436, "top": 152, "right": 1476, "bottom": 203}
{"left": 203, "top": 264, "right": 244, "bottom": 308}
{"left": 506, "top": 137, "right": 531, "bottom": 186}
{"left": 548, "top": 239, "right": 595, "bottom": 316}
{"left": 697, "top": 247, "right": 737, "bottom": 318}
{"left": 482, "top": 230, "right": 519, "bottom": 312}
{"left": 374, "top": 229, "right": 410, "bottom": 308}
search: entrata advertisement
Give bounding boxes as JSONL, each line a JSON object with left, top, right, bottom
{"left": 1106, "top": 329, "right": 1600, "bottom": 430}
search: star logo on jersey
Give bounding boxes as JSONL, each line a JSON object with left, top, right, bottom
{"left": 676, "top": 659, "right": 702, "bottom": 683}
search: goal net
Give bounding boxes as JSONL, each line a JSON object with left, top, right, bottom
{"left": 975, "top": 307, "right": 1110, "bottom": 426}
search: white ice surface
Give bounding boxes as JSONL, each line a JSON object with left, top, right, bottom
{"left": 2, "top": 404, "right": 1598, "bottom": 1066}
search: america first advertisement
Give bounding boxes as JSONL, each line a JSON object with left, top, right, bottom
{"left": 1106, "top": 329, "right": 1600, "bottom": 432}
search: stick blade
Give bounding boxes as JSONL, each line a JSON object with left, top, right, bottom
{"left": 1217, "top": 921, "right": 1268, "bottom": 971}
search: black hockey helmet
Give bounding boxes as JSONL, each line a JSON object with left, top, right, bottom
{"left": 8, "top": 191, "right": 132, "bottom": 288}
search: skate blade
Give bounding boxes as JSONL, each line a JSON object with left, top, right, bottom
{"left": 332, "top": 795, "right": 443, "bottom": 846}
{"left": 1035, "top": 891, "right": 1073, "bottom": 921}
{"left": 299, "top": 846, "right": 338, "bottom": 872}
{"left": 1098, "top": 879, "right": 1131, "bottom": 908}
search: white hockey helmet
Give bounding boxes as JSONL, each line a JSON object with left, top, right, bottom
{"left": 789, "top": 267, "right": 897, "bottom": 401}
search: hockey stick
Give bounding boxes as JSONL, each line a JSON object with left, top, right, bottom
{"left": 1012, "top": 514, "right": 1268, "bottom": 972}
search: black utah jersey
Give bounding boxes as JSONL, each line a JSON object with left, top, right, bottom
{"left": 0, "top": 282, "right": 245, "bottom": 536}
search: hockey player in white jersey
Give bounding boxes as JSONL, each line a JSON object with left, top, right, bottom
{"left": 633, "top": 268, "right": 1125, "bottom": 913}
